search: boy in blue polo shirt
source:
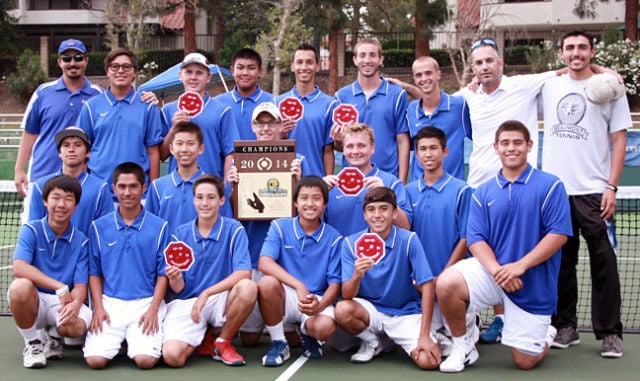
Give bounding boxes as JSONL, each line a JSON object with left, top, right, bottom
{"left": 333, "top": 39, "right": 410, "bottom": 182}
{"left": 336, "top": 187, "right": 439, "bottom": 369}
{"left": 276, "top": 43, "right": 337, "bottom": 176}
{"left": 324, "top": 123, "right": 411, "bottom": 237}
{"left": 84, "top": 162, "right": 169, "bottom": 370}
{"left": 215, "top": 48, "right": 275, "bottom": 140}
{"left": 28, "top": 127, "right": 112, "bottom": 235}
{"left": 162, "top": 174, "right": 256, "bottom": 368}
{"left": 161, "top": 53, "right": 239, "bottom": 179}
{"left": 76, "top": 48, "right": 164, "bottom": 188}
{"left": 258, "top": 176, "right": 342, "bottom": 367}
{"left": 146, "top": 121, "right": 205, "bottom": 233}
{"left": 9, "top": 175, "right": 92, "bottom": 368}
{"left": 436, "top": 120, "right": 572, "bottom": 372}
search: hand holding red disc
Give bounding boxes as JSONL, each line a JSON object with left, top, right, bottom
{"left": 332, "top": 104, "right": 359, "bottom": 126}
{"left": 337, "top": 167, "right": 365, "bottom": 196}
{"left": 164, "top": 241, "right": 195, "bottom": 271}
{"left": 355, "top": 233, "right": 385, "bottom": 265}
{"left": 279, "top": 97, "right": 304, "bottom": 121}
{"left": 178, "top": 91, "right": 204, "bottom": 118}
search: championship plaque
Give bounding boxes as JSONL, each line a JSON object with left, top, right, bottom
{"left": 232, "top": 140, "right": 297, "bottom": 220}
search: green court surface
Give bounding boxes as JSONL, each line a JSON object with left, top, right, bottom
{"left": 0, "top": 317, "right": 638, "bottom": 381}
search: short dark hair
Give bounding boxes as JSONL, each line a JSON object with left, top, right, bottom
{"left": 193, "top": 174, "right": 224, "bottom": 198}
{"left": 104, "top": 47, "right": 139, "bottom": 72}
{"left": 42, "top": 175, "right": 82, "bottom": 205}
{"left": 560, "top": 28, "right": 594, "bottom": 49}
{"left": 170, "top": 121, "right": 203, "bottom": 145}
{"left": 415, "top": 126, "right": 447, "bottom": 150}
{"left": 494, "top": 120, "right": 531, "bottom": 143}
{"left": 363, "top": 187, "right": 397, "bottom": 210}
{"left": 112, "top": 162, "right": 145, "bottom": 185}
{"left": 231, "top": 48, "right": 262, "bottom": 68}
{"left": 293, "top": 43, "right": 318, "bottom": 63}
{"left": 293, "top": 176, "right": 329, "bottom": 204}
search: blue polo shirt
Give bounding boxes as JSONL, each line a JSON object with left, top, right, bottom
{"left": 162, "top": 94, "right": 239, "bottom": 177}
{"left": 13, "top": 218, "right": 89, "bottom": 294}
{"left": 260, "top": 216, "right": 342, "bottom": 295}
{"left": 276, "top": 87, "right": 337, "bottom": 176}
{"left": 334, "top": 78, "right": 409, "bottom": 176}
{"left": 406, "top": 92, "right": 471, "bottom": 181}
{"left": 214, "top": 85, "right": 275, "bottom": 140}
{"left": 467, "top": 165, "right": 572, "bottom": 315}
{"left": 325, "top": 165, "right": 413, "bottom": 236}
{"left": 76, "top": 87, "right": 164, "bottom": 183}
{"left": 341, "top": 226, "right": 432, "bottom": 315}
{"left": 170, "top": 217, "right": 251, "bottom": 299}
{"left": 145, "top": 168, "right": 205, "bottom": 234}
{"left": 28, "top": 170, "right": 113, "bottom": 235}
{"left": 406, "top": 173, "right": 471, "bottom": 276}
{"left": 22, "top": 77, "right": 103, "bottom": 180}
{"left": 89, "top": 209, "right": 169, "bottom": 300}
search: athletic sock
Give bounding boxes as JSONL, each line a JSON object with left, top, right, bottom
{"left": 356, "top": 328, "right": 377, "bottom": 343}
{"left": 18, "top": 323, "right": 42, "bottom": 344}
{"left": 266, "top": 322, "right": 286, "bottom": 342}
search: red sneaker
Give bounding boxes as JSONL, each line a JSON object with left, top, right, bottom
{"left": 213, "top": 340, "right": 246, "bottom": 366}
{"left": 195, "top": 326, "right": 216, "bottom": 356}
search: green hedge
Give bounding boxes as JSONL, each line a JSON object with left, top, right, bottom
{"left": 347, "top": 48, "right": 459, "bottom": 68}
{"left": 504, "top": 46, "right": 531, "bottom": 66}
{"left": 380, "top": 38, "right": 414, "bottom": 50}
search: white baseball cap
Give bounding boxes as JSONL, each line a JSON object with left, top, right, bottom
{"left": 181, "top": 52, "right": 209, "bottom": 69}
{"left": 252, "top": 102, "right": 281, "bottom": 121}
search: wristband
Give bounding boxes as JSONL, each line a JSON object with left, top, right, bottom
{"left": 56, "top": 285, "right": 69, "bottom": 297}
{"left": 605, "top": 183, "right": 618, "bottom": 193}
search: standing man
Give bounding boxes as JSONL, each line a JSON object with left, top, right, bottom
{"left": 84, "top": 163, "right": 169, "bottom": 369}
{"left": 542, "top": 29, "right": 631, "bottom": 358}
{"left": 161, "top": 52, "right": 239, "bottom": 180}
{"left": 9, "top": 176, "right": 92, "bottom": 368}
{"left": 215, "top": 48, "right": 274, "bottom": 140}
{"left": 28, "top": 127, "right": 112, "bottom": 235}
{"left": 391, "top": 56, "right": 470, "bottom": 181}
{"left": 276, "top": 43, "right": 337, "bottom": 176}
{"left": 15, "top": 39, "right": 102, "bottom": 198}
{"left": 436, "top": 121, "right": 572, "bottom": 372}
{"left": 334, "top": 39, "right": 410, "bottom": 182}
{"left": 76, "top": 48, "right": 164, "bottom": 188}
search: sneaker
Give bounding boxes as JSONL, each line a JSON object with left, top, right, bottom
{"left": 601, "top": 335, "right": 623, "bottom": 358}
{"left": 439, "top": 343, "right": 478, "bottom": 373}
{"left": 551, "top": 326, "right": 580, "bottom": 349}
{"left": 350, "top": 338, "right": 382, "bottom": 363}
{"left": 23, "top": 340, "right": 47, "bottom": 369}
{"left": 479, "top": 316, "right": 503, "bottom": 344}
{"left": 195, "top": 326, "right": 216, "bottom": 356}
{"left": 300, "top": 333, "right": 323, "bottom": 359}
{"left": 44, "top": 336, "right": 64, "bottom": 360}
{"left": 433, "top": 330, "right": 453, "bottom": 358}
{"left": 546, "top": 325, "right": 557, "bottom": 348}
{"left": 212, "top": 340, "right": 246, "bottom": 366}
{"left": 262, "top": 340, "right": 290, "bottom": 367}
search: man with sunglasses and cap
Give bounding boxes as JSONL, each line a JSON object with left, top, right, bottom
{"left": 15, "top": 39, "right": 102, "bottom": 201}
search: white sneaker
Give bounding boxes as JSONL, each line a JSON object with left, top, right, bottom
{"left": 350, "top": 338, "right": 382, "bottom": 363}
{"left": 23, "top": 340, "right": 47, "bottom": 369}
{"left": 439, "top": 343, "right": 478, "bottom": 373}
{"left": 433, "top": 330, "right": 453, "bottom": 357}
{"left": 546, "top": 325, "right": 557, "bottom": 348}
{"left": 45, "top": 336, "right": 64, "bottom": 360}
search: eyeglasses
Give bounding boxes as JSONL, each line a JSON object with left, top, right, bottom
{"left": 60, "top": 54, "right": 85, "bottom": 63}
{"left": 108, "top": 63, "right": 134, "bottom": 72}
{"left": 471, "top": 38, "right": 498, "bottom": 51}
{"left": 253, "top": 120, "right": 280, "bottom": 129}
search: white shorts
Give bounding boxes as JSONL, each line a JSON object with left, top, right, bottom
{"left": 282, "top": 285, "right": 335, "bottom": 334}
{"left": 240, "top": 269, "right": 264, "bottom": 333}
{"left": 452, "top": 257, "right": 551, "bottom": 354}
{"left": 7, "top": 290, "right": 92, "bottom": 333}
{"left": 353, "top": 297, "right": 424, "bottom": 355}
{"left": 163, "top": 292, "right": 229, "bottom": 347}
{"left": 83, "top": 296, "right": 167, "bottom": 360}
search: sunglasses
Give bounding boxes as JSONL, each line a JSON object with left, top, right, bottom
{"left": 471, "top": 38, "right": 498, "bottom": 51}
{"left": 60, "top": 54, "right": 85, "bottom": 63}
{"left": 108, "top": 63, "right": 135, "bottom": 72}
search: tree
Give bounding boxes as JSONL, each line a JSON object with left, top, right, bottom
{"left": 104, "top": 0, "right": 165, "bottom": 52}
{"left": 572, "top": 0, "right": 637, "bottom": 42}
{"left": 255, "top": 0, "right": 312, "bottom": 94}
{"left": 216, "top": 0, "right": 271, "bottom": 68}
{"left": 0, "top": 0, "right": 21, "bottom": 57}
{"left": 362, "top": 0, "right": 414, "bottom": 33}
{"left": 414, "top": 0, "right": 448, "bottom": 57}
{"left": 184, "top": 0, "right": 196, "bottom": 54}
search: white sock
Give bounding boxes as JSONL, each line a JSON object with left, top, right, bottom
{"left": 266, "top": 322, "right": 286, "bottom": 343}
{"left": 495, "top": 314, "right": 504, "bottom": 321}
{"left": 18, "top": 324, "right": 42, "bottom": 344}
{"left": 452, "top": 334, "right": 470, "bottom": 349}
{"left": 357, "top": 329, "right": 377, "bottom": 343}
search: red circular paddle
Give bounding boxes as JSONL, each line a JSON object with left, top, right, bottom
{"left": 164, "top": 241, "right": 195, "bottom": 271}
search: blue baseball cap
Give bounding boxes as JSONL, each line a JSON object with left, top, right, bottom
{"left": 58, "top": 39, "right": 87, "bottom": 55}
